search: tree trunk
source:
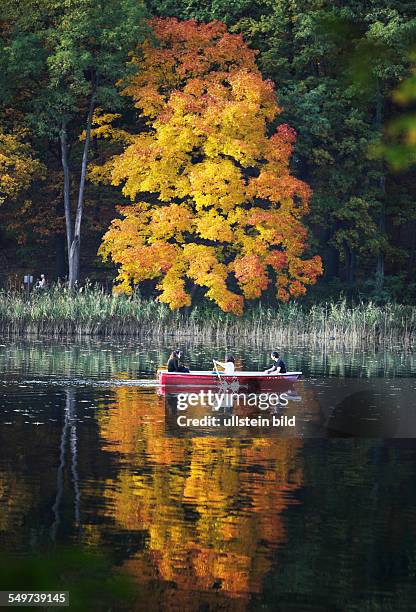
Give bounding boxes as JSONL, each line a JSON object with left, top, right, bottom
{"left": 68, "top": 87, "right": 96, "bottom": 290}
{"left": 60, "top": 122, "right": 72, "bottom": 259}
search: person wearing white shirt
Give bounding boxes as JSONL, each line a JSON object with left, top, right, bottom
{"left": 213, "top": 355, "right": 235, "bottom": 375}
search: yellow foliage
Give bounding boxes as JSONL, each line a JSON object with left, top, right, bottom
{"left": 96, "top": 386, "right": 308, "bottom": 598}
{"left": 96, "top": 18, "right": 322, "bottom": 314}
{"left": 0, "top": 127, "right": 44, "bottom": 205}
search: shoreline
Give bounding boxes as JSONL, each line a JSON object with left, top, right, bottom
{"left": 0, "top": 289, "right": 415, "bottom": 345}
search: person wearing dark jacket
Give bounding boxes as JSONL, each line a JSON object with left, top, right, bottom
{"left": 167, "top": 349, "right": 190, "bottom": 373}
{"left": 264, "top": 351, "right": 287, "bottom": 374}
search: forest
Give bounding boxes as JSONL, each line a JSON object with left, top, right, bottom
{"left": 1, "top": 0, "right": 416, "bottom": 312}
{"left": 2, "top": 5, "right": 416, "bottom": 607}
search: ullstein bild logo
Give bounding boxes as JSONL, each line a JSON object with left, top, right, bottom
{"left": 176, "top": 414, "right": 296, "bottom": 428}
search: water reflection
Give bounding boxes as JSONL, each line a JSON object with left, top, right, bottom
{"left": 311, "top": 378, "right": 416, "bottom": 437}
{"left": 51, "top": 388, "right": 81, "bottom": 542}
{"left": 1, "top": 340, "right": 416, "bottom": 610}
{"left": 1, "top": 338, "right": 416, "bottom": 380}
{"left": 98, "top": 386, "right": 303, "bottom": 601}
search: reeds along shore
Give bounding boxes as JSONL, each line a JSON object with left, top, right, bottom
{"left": 0, "top": 287, "right": 415, "bottom": 346}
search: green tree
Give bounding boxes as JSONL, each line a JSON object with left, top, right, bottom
{"left": 1, "top": 0, "right": 148, "bottom": 288}
{"left": 234, "top": 1, "right": 416, "bottom": 296}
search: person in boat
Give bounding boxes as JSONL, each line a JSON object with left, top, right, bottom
{"left": 167, "top": 349, "right": 190, "bottom": 373}
{"left": 213, "top": 354, "right": 235, "bottom": 375}
{"left": 264, "top": 351, "right": 287, "bottom": 374}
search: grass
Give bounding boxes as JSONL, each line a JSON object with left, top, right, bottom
{"left": 0, "top": 286, "right": 415, "bottom": 345}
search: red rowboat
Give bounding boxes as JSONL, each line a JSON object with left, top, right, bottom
{"left": 158, "top": 370, "right": 302, "bottom": 393}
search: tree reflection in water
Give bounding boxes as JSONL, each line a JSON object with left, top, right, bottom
{"left": 97, "top": 387, "right": 303, "bottom": 604}
{"left": 51, "top": 388, "right": 81, "bottom": 541}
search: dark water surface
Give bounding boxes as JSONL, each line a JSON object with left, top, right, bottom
{"left": 1, "top": 339, "right": 416, "bottom": 610}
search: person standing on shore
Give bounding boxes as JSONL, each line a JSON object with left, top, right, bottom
{"left": 35, "top": 274, "right": 46, "bottom": 290}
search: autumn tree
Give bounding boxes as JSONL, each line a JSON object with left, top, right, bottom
{"left": 97, "top": 18, "right": 322, "bottom": 314}
{"left": 0, "top": 126, "right": 43, "bottom": 206}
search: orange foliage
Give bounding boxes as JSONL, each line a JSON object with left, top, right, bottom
{"left": 97, "top": 18, "right": 322, "bottom": 314}
{"left": 97, "top": 386, "right": 305, "bottom": 600}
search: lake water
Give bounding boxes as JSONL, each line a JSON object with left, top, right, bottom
{"left": 1, "top": 338, "right": 416, "bottom": 610}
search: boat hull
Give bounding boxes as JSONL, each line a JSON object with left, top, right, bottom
{"left": 158, "top": 370, "right": 301, "bottom": 393}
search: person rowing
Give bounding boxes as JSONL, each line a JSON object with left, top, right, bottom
{"left": 264, "top": 351, "right": 287, "bottom": 374}
{"left": 213, "top": 354, "right": 235, "bottom": 375}
{"left": 167, "top": 349, "right": 190, "bottom": 373}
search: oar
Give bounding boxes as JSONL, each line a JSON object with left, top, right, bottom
{"left": 213, "top": 359, "right": 221, "bottom": 381}
{"left": 214, "top": 359, "right": 228, "bottom": 394}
